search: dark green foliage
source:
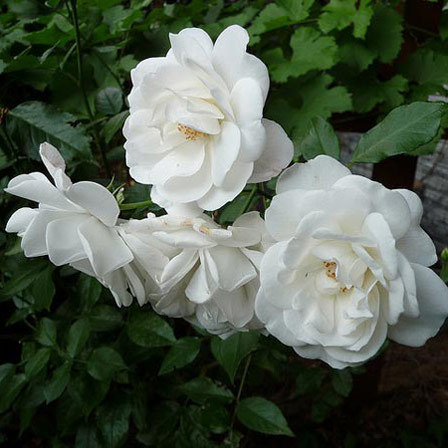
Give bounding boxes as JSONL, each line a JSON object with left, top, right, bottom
{"left": 1, "top": 1, "right": 448, "bottom": 447}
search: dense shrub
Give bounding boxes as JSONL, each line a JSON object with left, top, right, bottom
{"left": 1, "top": 1, "right": 448, "bottom": 446}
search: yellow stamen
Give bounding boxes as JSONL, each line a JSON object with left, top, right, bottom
{"left": 177, "top": 124, "right": 206, "bottom": 141}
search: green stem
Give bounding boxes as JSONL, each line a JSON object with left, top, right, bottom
{"left": 119, "top": 200, "right": 153, "bottom": 211}
{"left": 67, "top": 0, "right": 111, "bottom": 178}
{"left": 240, "top": 185, "right": 258, "bottom": 216}
{"left": 229, "top": 354, "right": 252, "bottom": 440}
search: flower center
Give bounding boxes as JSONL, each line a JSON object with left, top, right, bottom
{"left": 324, "top": 261, "right": 337, "bottom": 279}
{"left": 322, "top": 261, "right": 353, "bottom": 294}
{"left": 177, "top": 124, "right": 206, "bottom": 141}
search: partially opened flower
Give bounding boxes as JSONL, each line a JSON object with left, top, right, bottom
{"left": 255, "top": 155, "right": 448, "bottom": 368}
{"left": 136, "top": 211, "right": 269, "bottom": 337}
{"left": 4, "top": 143, "right": 139, "bottom": 306}
{"left": 124, "top": 25, "right": 293, "bottom": 212}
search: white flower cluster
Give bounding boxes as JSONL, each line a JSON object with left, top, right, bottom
{"left": 5, "top": 26, "right": 448, "bottom": 368}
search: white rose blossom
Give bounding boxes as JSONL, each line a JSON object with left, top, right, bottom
{"left": 255, "top": 155, "right": 448, "bottom": 369}
{"left": 123, "top": 24, "right": 293, "bottom": 212}
{"left": 130, "top": 211, "right": 270, "bottom": 337}
{"left": 4, "top": 143, "right": 150, "bottom": 307}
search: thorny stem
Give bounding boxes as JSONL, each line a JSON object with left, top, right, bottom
{"left": 228, "top": 354, "right": 252, "bottom": 441}
{"left": 67, "top": 0, "right": 112, "bottom": 178}
{"left": 119, "top": 200, "right": 153, "bottom": 211}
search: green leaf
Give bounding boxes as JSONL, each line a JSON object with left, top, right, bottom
{"left": 296, "top": 366, "right": 326, "bottom": 395}
{"left": 6, "top": 101, "right": 91, "bottom": 161}
{"left": 401, "top": 49, "right": 448, "bottom": 88}
{"left": 0, "top": 259, "right": 48, "bottom": 300}
{"left": 366, "top": 5, "right": 403, "bottom": 63}
{"left": 275, "top": 0, "right": 314, "bottom": 21}
{"left": 0, "top": 364, "right": 15, "bottom": 388}
{"left": 349, "top": 74, "right": 408, "bottom": 113}
{"left": 104, "top": 111, "right": 129, "bottom": 144}
{"left": 339, "top": 39, "right": 376, "bottom": 71}
{"left": 211, "top": 331, "right": 259, "bottom": 384}
{"left": 67, "top": 318, "right": 91, "bottom": 358}
{"left": 127, "top": 310, "right": 176, "bottom": 348}
{"left": 0, "top": 373, "right": 27, "bottom": 413}
{"left": 32, "top": 268, "right": 55, "bottom": 311}
{"left": 136, "top": 401, "right": 180, "bottom": 445}
{"left": 95, "top": 87, "right": 123, "bottom": 116}
{"left": 90, "top": 305, "right": 123, "bottom": 332}
{"left": 158, "top": 337, "right": 201, "bottom": 375}
{"left": 441, "top": 248, "right": 448, "bottom": 282}
{"left": 68, "top": 372, "right": 110, "bottom": 416}
{"left": 319, "top": 0, "right": 356, "bottom": 33}
{"left": 195, "top": 404, "right": 231, "bottom": 434}
{"left": 351, "top": 102, "right": 445, "bottom": 163}
{"left": 75, "top": 424, "right": 100, "bottom": 448}
{"left": 77, "top": 274, "right": 103, "bottom": 311}
{"left": 312, "top": 390, "right": 343, "bottom": 422}
{"left": 178, "top": 377, "right": 234, "bottom": 404}
{"left": 236, "top": 397, "right": 294, "bottom": 436}
{"left": 35, "top": 317, "right": 57, "bottom": 347}
{"left": 249, "top": 4, "right": 293, "bottom": 37}
{"left": 300, "top": 117, "right": 340, "bottom": 160}
{"left": 318, "top": 0, "right": 373, "bottom": 39}
{"left": 96, "top": 391, "right": 132, "bottom": 448}
{"left": 269, "top": 74, "right": 352, "bottom": 141}
{"left": 44, "top": 362, "right": 71, "bottom": 403}
{"left": 265, "top": 27, "right": 338, "bottom": 83}
{"left": 87, "top": 347, "right": 127, "bottom": 381}
{"left": 331, "top": 369, "right": 353, "bottom": 397}
{"left": 25, "top": 347, "right": 51, "bottom": 379}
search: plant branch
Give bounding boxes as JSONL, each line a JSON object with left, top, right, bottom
{"left": 240, "top": 185, "right": 258, "bottom": 216}
{"left": 66, "top": 0, "right": 111, "bottom": 178}
{"left": 119, "top": 200, "right": 153, "bottom": 211}
{"left": 229, "top": 354, "right": 252, "bottom": 440}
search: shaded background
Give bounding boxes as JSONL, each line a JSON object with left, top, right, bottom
{"left": 1, "top": 0, "right": 448, "bottom": 447}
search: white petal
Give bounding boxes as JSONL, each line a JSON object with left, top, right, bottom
{"left": 277, "top": 155, "right": 351, "bottom": 194}
{"left": 362, "top": 212, "right": 398, "bottom": 280}
{"left": 21, "top": 209, "right": 69, "bottom": 257}
{"left": 388, "top": 264, "right": 448, "bottom": 347}
{"left": 169, "top": 27, "right": 213, "bottom": 69}
{"left": 185, "top": 263, "right": 215, "bottom": 304}
{"left": 255, "top": 288, "right": 298, "bottom": 346}
{"left": 159, "top": 249, "right": 198, "bottom": 291}
{"left": 165, "top": 203, "right": 204, "bottom": 218}
{"left": 151, "top": 140, "right": 205, "bottom": 185}
{"left": 155, "top": 150, "right": 213, "bottom": 204}
{"left": 206, "top": 246, "right": 257, "bottom": 291}
{"left": 266, "top": 187, "right": 369, "bottom": 242}
{"left": 6, "top": 207, "right": 37, "bottom": 235}
{"left": 395, "top": 189, "right": 437, "bottom": 267}
{"left": 66, "top": 181, "right": 119, "bottom": 227}
{"left": 153, "top": 229, "right": 214, "bottom": 249}
{"left": 212, "top": 285, "right": 255, "bottom": 328}
{"left": 229, "top": 78, "right": 265, "bottom": 163}
{"left": 78, "top": 217, "right": 133, "bottom": 277}
{"left": 334, "top": 175, "right": 411, "bottom": 240}
{"left": 46, "top": 215, "right": 89, "bottom": 266}
{"left": 197, "top": 161, "right": 253, "bottom": 210}
{"left": 130, "top": 57, "right": 169, "bottom": 86}
{"left": 39, "top": 142, "right": 72, "bottom": 190}
{"left": 5, "top": 174, "right": 78, "bottom": 211}
{"left": 211, "top": 121, "right": 241, "bottom": 187}
{"left": 249, "top": 119, "right": 293, "bottom": 183}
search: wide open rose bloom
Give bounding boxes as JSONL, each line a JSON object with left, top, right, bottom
{"left": 255, "top": 155, "right": 448, "bottom": 368}
{"left": 123, "top": 25, "right": 293, "bottom": 211}
{"left": 4, "top": 143, "right": 146, "bottom": 307}
{"left": 134, "top": 211, "right": 270, "bottom": 337}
